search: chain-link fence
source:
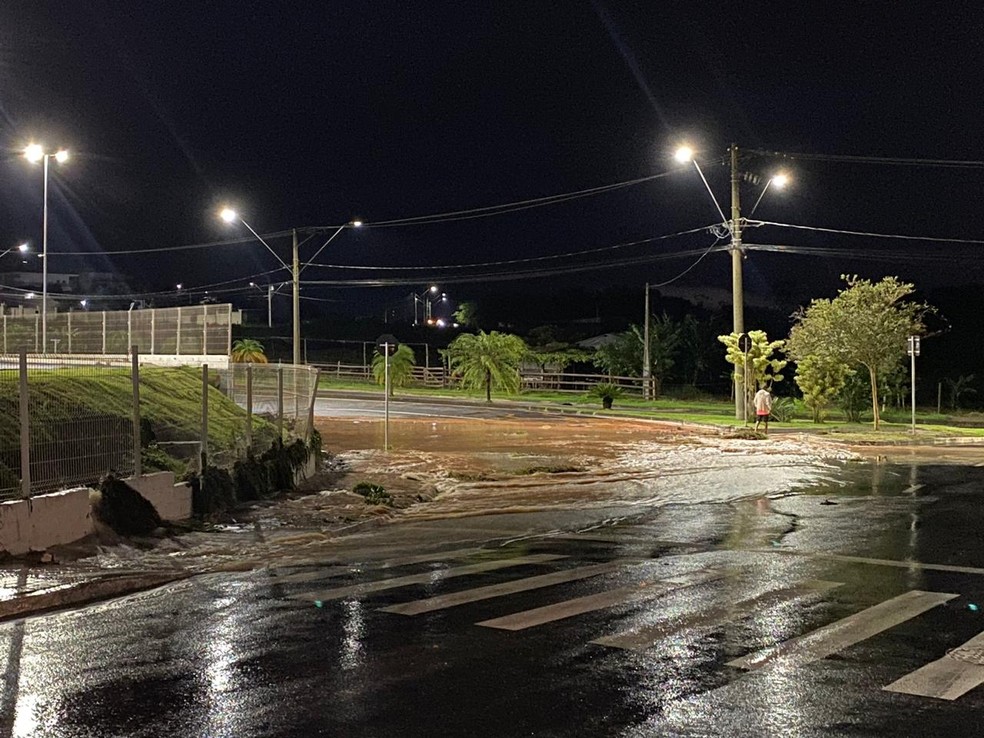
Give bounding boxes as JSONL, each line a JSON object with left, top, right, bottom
{"left": 0, "top": 352, "right": 319, "bottom": 501}
{"left": 0, "top": 304, "right": 232, "bottom": 356}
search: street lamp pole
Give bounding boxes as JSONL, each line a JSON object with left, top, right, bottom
{"left": 729, "top": 144, "right": 745, "bottom": 420}
{"left": 643, "top": 283, "right": 651, "bottom": 401}
{"left": 292, "top": 228, "right": 301, "bottom": 365}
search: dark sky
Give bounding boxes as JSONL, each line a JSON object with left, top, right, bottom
{"left": 2, "top": 2, "right": 983, "bottom": 319}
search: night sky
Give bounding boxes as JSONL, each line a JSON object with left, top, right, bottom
{"left": 2, "top": 2, "right": 983, "bottom": 322}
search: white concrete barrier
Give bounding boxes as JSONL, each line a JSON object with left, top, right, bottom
{"left": 0, "top": 498, "right": 32, "bottom": 556}
{"left": 124, "top": 472, "right": 192, "bottom": 522}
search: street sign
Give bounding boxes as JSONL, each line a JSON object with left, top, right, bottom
{"left": 376, "top": 334, "right": 399, "bottom": 354}
{"left": 738, "top": 333, "right": 752, "bottom": 353}
{"left": 907, "top": 335, "right": 921, "bottom": 357}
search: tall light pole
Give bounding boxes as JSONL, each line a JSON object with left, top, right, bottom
{"left": 24, "top": 144, "right": 69, "bottom": 353}
{"left": 221, "top": 208, "right": 362, "bottom": 364}
{"left": 674, "top": 144, "right": 789, "bottom": 419}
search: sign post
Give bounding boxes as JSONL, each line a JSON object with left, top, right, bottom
{"left": 737, "top": 333, "right": 752, "bottom": 424}
{"left": 376, "top": 334, "right": 398, "bottom": 451}
{"left": 908, "top": 335, "right": 921, "bottom": 433}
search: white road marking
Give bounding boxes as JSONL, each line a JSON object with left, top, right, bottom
{"left": 379, "top": 560, "right": 633, "bottom": 616}
{"left": 269, "top": 547, "right": 485, "bottom": 586}
{"left": 288, "top": 554, "right": 565, "bottom": 603}
{"left": 593, "top": 579, "right": 843, "bottom": 651}
{"left": 884, "top": 630, "right": 984, "bottom": 700}
{"left": 727, "top": 590, "right": 958, "bottom": 671}
{"left": 477, "top": 569, "right": 723, "bottom": 631}
{"left": 755, "top": 549, "right": 984, "bottom": 577}
{"left": 902, "top": 484, "right": 926, "bottom": 494}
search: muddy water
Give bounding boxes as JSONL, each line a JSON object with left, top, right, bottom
{"left": 319, "top": 417, "right": 855, "bottom": 520}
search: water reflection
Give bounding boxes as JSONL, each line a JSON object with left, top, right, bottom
{"left": 339, "top": 600, "right": 365, "bottom": 670}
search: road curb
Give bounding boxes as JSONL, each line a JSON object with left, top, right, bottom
{"left": 0, "top": 571, "right": 192, "bottom": 623}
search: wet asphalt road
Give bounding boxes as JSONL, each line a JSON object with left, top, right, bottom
{"left": 5, "top": 462, "right": 984, "bottom": 736}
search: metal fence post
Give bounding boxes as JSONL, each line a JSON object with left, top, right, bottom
{"left": 101, "top": 310, "right": 107, "bottom": 354}
{"left": 201, "top": 363, "right": 209, "bottom": 466}
{"left": 150, "top": 310, "right": 156, "bottom": 355}
{"left": 18, "top": 350, "right": 30, "bottom": 497}
{"left": 67, "top": 311, "right": 72, "bottom": 354}
{"left": 246, "top": 363, "right": 253, "bottom": 449}
{"left": 277, "top": 365, "right": 284, "bottom": 440}
{"left": 176, "top": 306, "right": 182, "bottom": 355}
{"left": 34, "top": 313, "right": 39, "bottom": 352}
{"left": 131, "top": 347, "right": 142, "bottom": 477}
{"left": 202, "top": 304, "right": 208, "bottom": 355}
{"left": 2, "top": 314, "right": 6, "bottom": 353}
{"left": 307, "top": 367, "right": 320, "bottom": 441}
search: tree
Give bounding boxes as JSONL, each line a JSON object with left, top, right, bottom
{"left": 794, "top": 355, "right": 852, "bottom": 423}
{"left": 678, "top": 314, "right": 720, "bottom": 388}
{"left": 592, "top": 332, "right": 640, "bottom": 377}
{"left": 787, "top": 275, "right": 929, "bottom": 430}
{"left": 453, "top": 301, "right": 481, "bottom": 328}
{"left": 446, "top": 330, "right": 527, "bottom": 402}
{"left": 372, "top": 344, "right": 416, "bottom": 396}
{"left": 231, "top": 338, "right": 268, "bottom": 363}
{"left": 944, "top": 374, "right": 977, "bottom": 410}
{"left": 591, "top": 314, "right": 681, "bottom": 398}
{"left": 718, "top": 330, "right": 787, "bottom": 413}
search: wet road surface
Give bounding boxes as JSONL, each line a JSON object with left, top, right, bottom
{"left": 6, "top": 462, "right": 984, "bottom": 736}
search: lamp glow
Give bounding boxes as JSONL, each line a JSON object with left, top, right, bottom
{"left": 771, "top": 173, "right": 789, "bottom": 189}
{"left": 17, "top": 243, "right": 28, "bottom": 253}
{"left": 674, "top": 146, "right": 694, "bottom": 163}
{"left": 24, "top": 144, "right": 43, "bottom": 163}
{"left": 351, "top": 220, "right": 363, "bottom": 228}
{"left": 219, "top": 208, "right": 238, "bottom": 223}
{"left": 54, "top": 149, "right": 69, "bottom": 164}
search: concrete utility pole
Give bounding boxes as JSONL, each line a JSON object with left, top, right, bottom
{"left": 292, "top": 228, "right": 301, "bottom": 365}
{"left": 730, "top": 144, "right": 745, "bottom": 420}
{"left": 642, "top": 283, "right": 651, "bottom": 401}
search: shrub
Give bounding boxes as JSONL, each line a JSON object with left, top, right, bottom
{"left": 353, "top": 481, "right": 392, "bottom": 506}
{"left": 588, "top": 382, "right": 624, "bottom": 409}
{"left": 770, "top": 396, "right": 797, "bottom": 422}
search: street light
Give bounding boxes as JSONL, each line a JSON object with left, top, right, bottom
{"left": 24, "top": 143, "right": 69, "bottom": 353}
{"left": 221, "top": 207, "right": 363, "bottom": 364}
{"left": 250, "top": 280, "right": 286, "bottom": 328}
{"left": 0, "top": 243, "right": 29, "bottom": 260}
{"left": 673, "top": 143, "right": 788, "bottom": 419}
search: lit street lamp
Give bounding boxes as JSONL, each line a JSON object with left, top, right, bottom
{"left": 24, "top": 144, "right": 69, "bottom": 353}
{"left": 0, "top": 243, "right": 30, "bottom": 260}
{"left": 673, "top": 143, "right": 789, "bottom": 419}
{"left": 221, "top": 208, "right": 362, "bottom": 364}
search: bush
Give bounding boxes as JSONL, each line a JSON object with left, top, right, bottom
{"left": 588, "top": 382, "right": 624, "bottom": 409}
{"left": 353, "top": 481, "right": 393, "bottom": 506}
{"left": 141, "top": 443, "right": 187, "bottom": 474}
{"left": 770, "top": 396, "right": 797, "bottom": 422}
{"left": 191, "top": 465, "right": 237, "bottom": 516}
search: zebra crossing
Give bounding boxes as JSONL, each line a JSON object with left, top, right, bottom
{"left": 271, "top": 547, "right": 984, "bottom": 702}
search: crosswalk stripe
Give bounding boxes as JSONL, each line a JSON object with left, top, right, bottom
{"left": 592, "top": 579, "right": 843, "bottom": 651}
{"left": 269, "top": 547, "right": 484, "bottom": 586}
{"left": 288, "top": 554, "right": 566, "bottom": 603}
{"left": 727, "top": 590, "right": 958, "bottom": 671}
{"left": 884, "top": 630, "right": 984, "bottom": 700}
{"left": 756, "top": 549, "right": 984, "bottom": 577}
{"left": 477, "top": 569, "right": 723, "bottom": 631}
{"left": 379, "top": 560, "right": 634, "bottom": 616}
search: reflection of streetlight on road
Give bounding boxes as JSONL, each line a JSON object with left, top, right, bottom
{"left": 24, "top": 144, "right": 69, "bottom": 353}
{"left": 221, "top": 206, "right": 362, "bottom": 364}
{"left": 673, "top": 143, "right": 789, "bottom": 419}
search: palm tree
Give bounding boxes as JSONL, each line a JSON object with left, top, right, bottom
{"left": 372, "top": 344, "right": 416, "bottom": 396}
{"left": 446, "top": 330, "right": 527, "bottom": 402}
{"left": 231, "top": 338, "right": 268, "bottom": 363}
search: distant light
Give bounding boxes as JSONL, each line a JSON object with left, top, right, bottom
{"left": 24, "top": 144, "right": 43, "bottom": 163}
{"left": 771, "top": 173, "right": 789, "bottom": 189}
{"left": 17, "top": 243, "right": 29, "bottom": 253}
{"left": 970, "top": 603, "right": 980, "bottom": 612}
{"left": 429, "top": 285, "right": 438, "bottom": 294}
{"left": 219, "top": 207, "right": 238, "bottom": 223}
{"left": 351, "top": 220, "right": 363, "bottom": 228}
{"left": 79, "top": 299, "right": 87, "bottom": 308}
{"left": 314, "top": 600, "right": 324, "bottom": 608}
{"left": 25, "top": 292, "right": 36, "bottom": 299}
{"left": 176, "top": 283, "right": 183, "bottom": 290}
{"left": 674, "top": 146, "right": 694, "bottom": 164}
{"left": 436, "top": 318, "right": 447, "bottom": 328}
{"left": 249, "top": 282, "right": 256, "bottom": 287}
{"left": 54, "top": 149, "right": 69, "bottom": 164}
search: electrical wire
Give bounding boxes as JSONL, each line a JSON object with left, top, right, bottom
{"left": 752, "top": 220, "right": 984, "bottom": 246}
{"left": 746, "top": 150, "right": 984, "bottom": 169}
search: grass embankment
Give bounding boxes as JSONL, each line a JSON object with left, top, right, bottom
{"left": 318, "top": 376, "right": 984, "bottom": 440}
{"left": 0, "top": 367, "right": 276, "bottom": 480}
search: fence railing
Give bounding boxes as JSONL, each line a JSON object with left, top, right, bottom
{"left": 0, "top": 304, "right": 232, "bottom": 356}
{"left": 0, "top": 351, "right": 318, "bottom": 501}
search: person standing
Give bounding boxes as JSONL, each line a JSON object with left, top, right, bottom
{"left": 754, "top": 386, "right": 773, "bottom": 434}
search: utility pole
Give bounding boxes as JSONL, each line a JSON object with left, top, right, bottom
{"left": 292, "top": 228, "right": 300, "bottom": 365}
{"left": 267, "top": 285, "right": 273, "bottom": 328}
{"left": 642, "top": 283, "right": 651, "bottom": 401}
{"left": 730, "top": 144, "right": 745, "bottom": 420}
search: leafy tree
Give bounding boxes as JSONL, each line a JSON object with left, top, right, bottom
{"left": 944, "top": 374, "right": 977, "bottom": 410}
{"left": 446, "top": 330, "right": 527, "bottom": 402}
{"left": 372, "top": 344, "right": 416, "bottom": 396}
{"left": 592, "top": 332, "right": 640, "bottom": 377}
{"left": 718, "top": 330, "right": 787, "bottom": 413}
{"left": 592, "top": 314, "right": 681, "bottom": 398}
{"left": 839, "top": 372, "right": 870, "bottom": 423}
{"left": 231, "top": 338, "right": 268, "bottom": 363}
{"left": 453, "top": 301, "right": 481, "bottom": 329}
{"left": 787, "top": 276, "right": 929, "bottom": 429}
{"left": 678, "top": 314, "right": 720, "bottom": 387}
{"left": 794, "top": 355, "right": 852, "bottom": 423}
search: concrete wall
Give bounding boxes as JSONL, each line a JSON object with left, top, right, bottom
{"left": 125, "top": 472, "right": 192, "bottom": 522}
{"left": 0, "top": 472, "right": 193, "bottom": 557}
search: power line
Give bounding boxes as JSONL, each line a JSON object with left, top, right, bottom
{"left": 752, "top": 220, "right": 984, "bottom": 246}
{"left": 746, "top": 150, "right": 984, "bottom": 169}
